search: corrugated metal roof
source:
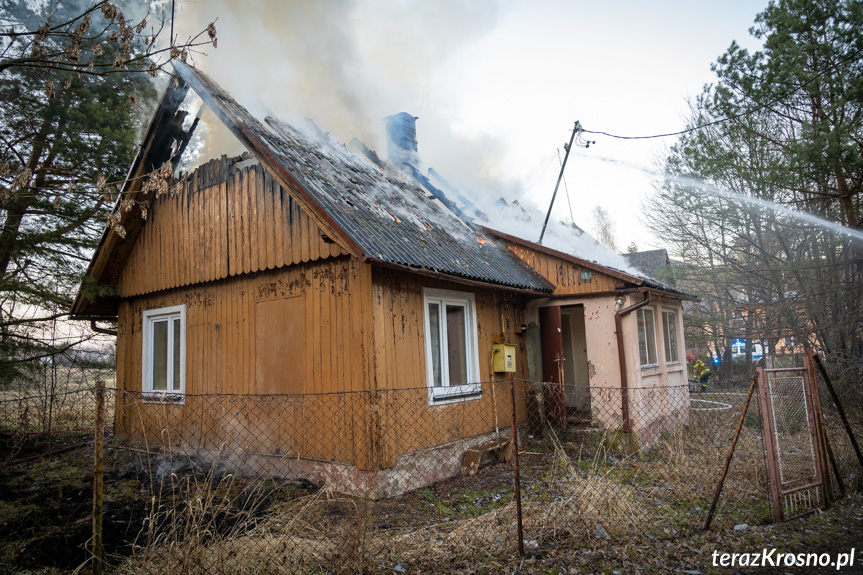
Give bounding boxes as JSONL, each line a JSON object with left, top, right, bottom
{"left": 175, "top": 62, "right": 551, "bottom": 293}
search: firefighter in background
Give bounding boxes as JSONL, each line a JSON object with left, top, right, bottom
{"left": 689, "top": 356, "right": 711, "bottom": 392}
{"left": 699, "top": 363, "right": 711, "bottom": 392}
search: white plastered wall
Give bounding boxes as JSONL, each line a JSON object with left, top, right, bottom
{"left": 526, "top": 293, "right": 691, "bottom": 444}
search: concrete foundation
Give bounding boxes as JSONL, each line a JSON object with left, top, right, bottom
{"left": 138, "top": 427, "right": 518, "bottom": 499}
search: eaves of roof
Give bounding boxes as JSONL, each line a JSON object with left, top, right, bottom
{"left": 483, "top": 226, "right": 698, "bottom": 301}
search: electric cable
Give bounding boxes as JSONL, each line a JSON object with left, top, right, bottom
{"left": 581, "top": 44, "right": 863, "bottom": 141}
{"left": 512, "top": 151, "right": 558, "bottom": 202}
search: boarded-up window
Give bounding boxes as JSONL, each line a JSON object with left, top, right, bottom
{"left": 255, "top": 297, "right": 304, "bottom": 394}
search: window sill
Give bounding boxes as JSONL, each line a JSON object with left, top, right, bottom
{"left": 428, "top": 385, "right": 482, "bottom": 406}
{"left": 142, "top": 392, "right": 185, "bottom": 405}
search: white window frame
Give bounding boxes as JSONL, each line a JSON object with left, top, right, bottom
{"left": 636, "top": 306, "right": 658, "bottom": 368}
{"left": 142, "top": 304, "right": 186, "bottom": 402}
{"left": 422, "top": 288, "right": 481, "bottom": 405}
{"left": 662, "top": 309, "right": 680, "bottom": 364}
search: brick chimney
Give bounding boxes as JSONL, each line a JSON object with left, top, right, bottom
{"left": 384, "top": 112, "right": 419, "bottom": 168}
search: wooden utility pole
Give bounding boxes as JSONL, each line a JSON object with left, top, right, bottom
{"left": 539, "top": 122, "right": 580, "bottom": 244}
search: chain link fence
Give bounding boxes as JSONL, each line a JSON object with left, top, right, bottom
{"left": 0, "top": 365, "right": 114, "bottom": 436}
{"left": 1, "top": 371, "right": 860, "bottom": 574}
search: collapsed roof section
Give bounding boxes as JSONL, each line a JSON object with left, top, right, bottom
{"left": 70, "top": 79, "right": 194, "bottom": 317}
{"left": 72, "top": 62, "right": 696, "bottom": 318}
{"left": 172, "top": 61, "right": 553, "bottom": 293}
{"left": 71, "top": 62, "right": 554, "bottom": 317}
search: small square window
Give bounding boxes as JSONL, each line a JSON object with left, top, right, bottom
{"left": 142, "top": 305, "right": 186, "bottom": 401}
{"left": 423, "top": 288, "right": 481, "bottom": 404}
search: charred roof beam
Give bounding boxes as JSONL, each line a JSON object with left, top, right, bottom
{"left": 405, "top": 164, "right": 474, "bottom": 225}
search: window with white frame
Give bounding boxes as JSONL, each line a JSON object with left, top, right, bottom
{"left": 142, "top": 305, "right": 186, "bottom": 400}
{"left": 662, "top": 309, "right": 680, "bottom": 364}
{"left": 636, "top": 307, "right": 658, "bottom": 367}
{"left": 422, "top": 288, "right": 481, "bottom": 403}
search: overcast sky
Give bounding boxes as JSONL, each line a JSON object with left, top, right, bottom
{"left": 174, "top": 0, "right": 768, "bottom": 254}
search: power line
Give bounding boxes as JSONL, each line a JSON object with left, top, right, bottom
{"left": 512, "top": 151, "right": 557, "bottom": 202}
{"left": 581, "top": 44, "right": 863, "bottom": 141}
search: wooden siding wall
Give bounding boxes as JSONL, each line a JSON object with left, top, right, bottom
{"left": 115, "top": 256, "right": 539, "bottom": 471}
{"left": 118, "top": 158, "right": 347, "bottom": 297}
{"left": 115, "top": 257, "right": 377, "bottom": 467}
{"left": 369, "top": 266, "right": 531, "bottom": 466}
{"left": 503, "top": 241, "right": 619, "bottom": 295}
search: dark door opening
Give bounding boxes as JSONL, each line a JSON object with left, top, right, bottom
{"left": 539, "top": 306, "right": 566, "bottom": 428}
{"left": 561, "top": 306, "right": 591, "bottom": 421}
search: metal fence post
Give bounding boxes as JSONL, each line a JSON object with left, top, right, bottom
{"left": 813, "top": 354, "right": 863, "bottom": 473}
{"left": 92, "top": 380, "right": 105, "bottom": 575}
{"left": 703, "top": 373, "right": 757, "bottom": 530}
{"left": 508, "top": 373, "right": 524, "bottom": 557}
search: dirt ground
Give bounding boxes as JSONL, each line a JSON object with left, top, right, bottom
{"left": 1, "top": 432, "right": 861, "bottom": 574}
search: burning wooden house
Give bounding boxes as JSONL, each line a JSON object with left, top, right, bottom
{"left": 72, "top": 62, "right": 695, "bottom": 497}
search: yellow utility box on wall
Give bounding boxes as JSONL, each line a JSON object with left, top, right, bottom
{"left": 492, "top": 343, "right": 516, "bottom": 373}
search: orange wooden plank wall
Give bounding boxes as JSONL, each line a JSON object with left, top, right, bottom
{"left": 502, "top": 241, "right": 618, "bottom": 295}
{"left": 114, "top": 257, "right": 375, "bottom": 464}
{"left": 117, "top": 160, "right": 347, "bottom": 298}
{"left": 368, "top": 266, "right": 531, "bottom": 466}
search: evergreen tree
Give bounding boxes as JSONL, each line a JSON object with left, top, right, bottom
{"left": 0, "top": 1, "right": 216, "bottom": 381}
{"left": 648, "top": 0, "right": 863, "bottom": 381}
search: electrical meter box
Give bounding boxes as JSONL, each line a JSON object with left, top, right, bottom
{"left": 492, "top": 343, "right": 516, "bottom": 373}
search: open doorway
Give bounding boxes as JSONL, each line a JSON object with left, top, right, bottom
{"left": 561, "top": 306, "right": 591, "bottom": 420}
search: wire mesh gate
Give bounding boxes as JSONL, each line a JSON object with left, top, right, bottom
{"left": 757, "top": 359, "right": 831, "bottom": 521}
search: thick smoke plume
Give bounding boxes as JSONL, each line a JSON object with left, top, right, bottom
{"left": 173, "top": 0, "right": 515, "bottom": 190}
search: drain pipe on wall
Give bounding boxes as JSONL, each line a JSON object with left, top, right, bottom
{"left": 614, "top": 289, "right": 651, "bottom": 433}
{"left": 90, "top": 321, "right": 117, "bottom": 337}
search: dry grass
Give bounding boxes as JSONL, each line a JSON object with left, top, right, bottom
{"left": 523, "top": 427, "right": 641, "bottom": 542}
{"left": 2, "top": 382, "right": 811, "bottom": 574}
{"left": 110, "top": 405, "right": 779, "bottom": 574}
{"left": 0, "top": 366, "right": 115, "bottom": 435}
{"left": 118, "top": 471, "right": 379, "bottom": 575}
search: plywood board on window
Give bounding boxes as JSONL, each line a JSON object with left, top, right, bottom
{"left": 254, "top": 296, "right": 304, "bottom": 395}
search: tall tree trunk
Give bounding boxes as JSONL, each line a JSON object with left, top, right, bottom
{"left": 0, "top": 102, "right": 67, "bottom": 278}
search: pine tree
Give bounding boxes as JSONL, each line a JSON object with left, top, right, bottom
{"left": 648, "top": 0, "right": 863, "bottom": 381}
{"left": 0, "top": 1, "right": 216, "bottom": 381}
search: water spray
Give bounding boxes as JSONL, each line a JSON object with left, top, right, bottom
{"left": 584, "top": 153, "right": 863, "bottom": 246}
{"left": 674, "top": 174, "right": 863, "bottom": 246}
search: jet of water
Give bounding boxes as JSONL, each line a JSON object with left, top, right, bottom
{"left": 587, "top": 154, "right": 863, "bottom": 246}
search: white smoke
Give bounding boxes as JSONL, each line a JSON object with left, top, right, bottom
{"left": 173, "top": 0, "right": 504, "bottom": 152}
{"left": 167, "top": 0, "right": 644, "bottom": 274}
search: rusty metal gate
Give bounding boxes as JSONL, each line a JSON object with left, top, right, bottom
{"left": 757, "top": 359, "right": 831, "bottom": 521}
